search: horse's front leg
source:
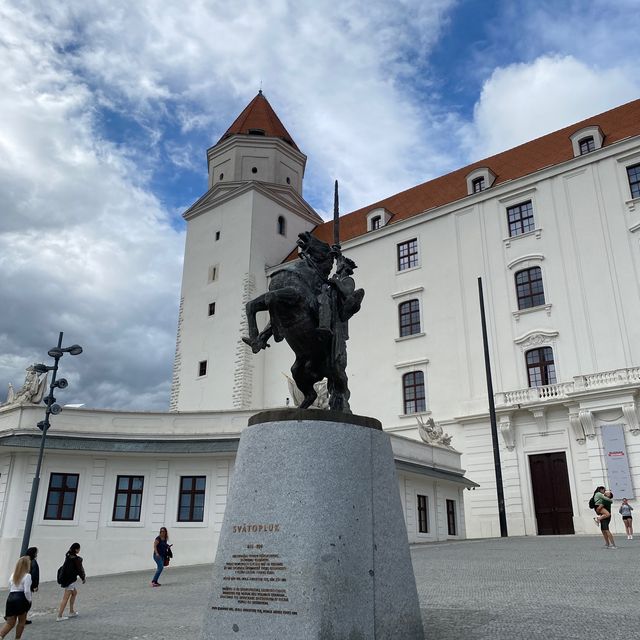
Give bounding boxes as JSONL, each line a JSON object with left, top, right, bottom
{"left": 242, "top": 294, "right": 271, "bottom": 353}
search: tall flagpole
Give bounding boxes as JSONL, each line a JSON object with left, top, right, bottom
{"left": 478, "top": 277, "right": 508, "bottom": 537}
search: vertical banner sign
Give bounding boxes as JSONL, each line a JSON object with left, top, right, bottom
{"left": 601, "top": 425, "right": 634, "bottom": 498}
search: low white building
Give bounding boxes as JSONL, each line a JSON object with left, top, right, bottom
{"left": 0, "top": 404, "right": 475, "bottom": 581}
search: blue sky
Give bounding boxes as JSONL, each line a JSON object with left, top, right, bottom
{"left": 0, "top": 0, "right": 638, "bottom": 410}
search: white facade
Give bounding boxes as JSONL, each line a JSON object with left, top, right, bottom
{"left": 0, "top": 405, "right": 471, "bottom": 581}
{"left": 173, "top": 97, "right": 640, "bottom": 540}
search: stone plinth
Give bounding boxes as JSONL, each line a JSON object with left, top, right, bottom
{"left": 201, "top": 410, "right": 425, "bottom": 640}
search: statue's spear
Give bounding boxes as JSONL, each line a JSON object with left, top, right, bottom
{"left": 332, "top": 179, "right": 340, "bottom": 254}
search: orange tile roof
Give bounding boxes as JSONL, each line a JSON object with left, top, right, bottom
{"left": 308, "top": 98, "right": 640, "bottom": 248}
{"left": 218, "top": 91, "right": 300, "bottom": 151}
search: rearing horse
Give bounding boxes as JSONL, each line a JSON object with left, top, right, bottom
{"left": 243, "top": 232, "right": 336, "bottom": 409}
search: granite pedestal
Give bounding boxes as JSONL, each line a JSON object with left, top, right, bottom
{"left": 201, "top": 409, "right": 424, "bottom": 640}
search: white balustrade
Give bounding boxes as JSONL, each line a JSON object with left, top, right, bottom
{"left": 495, "top": 366, "right": 640, "bottom": 407}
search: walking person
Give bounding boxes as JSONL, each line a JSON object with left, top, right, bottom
{"left": 56, "top": 543, "right": 86, "bottom": 621}
{"left": 592, "top": 486, "right": 617, "bottom": 549}
{"left": 151, "top": 527, "right": 172, "bottom": 587}
{"left": 619, "top": 498, "right": 634, "bottom": 540}
{"left": 0, "top": 556, "right": 32, "bottom": 639}
{"left": 23, "top": 549, "right": 38, "bottom": 626}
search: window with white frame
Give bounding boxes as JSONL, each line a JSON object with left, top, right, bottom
{"left": 402, "top": 371, "right": 426, "bottom": 414}
{"left": 417, "top": 494, "right": 429, "bottom": 533}
{"left": 397, "top": 239, "right": 419, "bottom": 271}
{"left": 627, "top": 163, "right": 640, "bottom": 199}
{"left": 515, "top": 267, "right": 545, "bottom": 310}
{"left": 113, "top": 475, "right": 144, "bottom": 522}
{"left": 526, "top": 347, "right": 556, "bottom": 387}
{"left": 578, "top": 136, "right": 595, "bottom": 155}
{"left": 398, "top": 299, "right": 421, "bottom": 337}
{"left": 44, "top": 473, "right": 79, "bottom": 520}
{"left": 507, "top": 200, "right": 535, "bottom": 237}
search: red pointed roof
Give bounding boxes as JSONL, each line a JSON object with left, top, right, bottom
{"left": 306, "top": 98, "right": 640, "bottom": 249}
{"left": 218, "top": 91, "right": 300, "bottom": 151}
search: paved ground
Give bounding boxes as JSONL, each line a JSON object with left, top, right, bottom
{"left": 2, "top": 535, "right": 637, "bottom": 639}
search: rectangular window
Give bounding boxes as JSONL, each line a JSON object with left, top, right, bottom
{"left": 397, "top": 239, "right": 419, "bottom": 271}
{"left": 198, "top": 360, "right": 207, "bottom": 377}
{"left": 208, "top": 265, "right": 218, "bottom": 283}
{"left": 446, "top": 499, "right": 457, "bottom": 536}
{"left": 515, "top": 267, "right": 545, "bottom": 310}
{"left": 208, "top": 302, "right": 216, "bottom": 316}
{"left": 399, "top": 299, "right": 421, "bottom": 337}
{"left": 417, "top": 494, "right": 429, "bottom": 533}
{"left": 370, "top": 215, "right": 381, "bottom": 230}
{"left": 472, "top": 176, "right": 485, "bottom": 193}
{"left": 579, "top": 137, "right": 595, "bottom": 155}
{"left": 403, "top": 371, "right": 426, "bottom": 414}
{"left": 507, "top": 200, "right": 535, "bottom": 237}
{"left": 627, "top": 164, "right": 640, "bottom": 199}
{"left": 112, "top": 475, "right": 144, "bottom": 522}
{"left": 44, "top": 473, "right": 79, "bottom": 520}
{"left": 215, "top": 231, "right": 221, "bottom": 241}
{"left": 526, "top": 347, "right": 557, "bottom": 387}
{"left": 178, "top": 476, "right": 206, "bottom": 522}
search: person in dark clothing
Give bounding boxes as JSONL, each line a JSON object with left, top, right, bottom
{"left": 23, "top": 548, "right": 39, "bottom": 625}
{"left": 151, "top": 527, "right": 172, "bottom": 587}
{"left": 57, "top": 543, "right": 86, "bottom": 621}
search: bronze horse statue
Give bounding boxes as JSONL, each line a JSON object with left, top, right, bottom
{"left": 243, "top": 231, "right": 363, "bottom": 412}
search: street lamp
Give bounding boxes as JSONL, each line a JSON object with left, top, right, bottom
{"left": 20, "top": 332, "right": 83, "bottom": 556}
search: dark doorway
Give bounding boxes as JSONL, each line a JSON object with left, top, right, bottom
{"left": 529, "top": 452, "right": 575, "bottom": 535}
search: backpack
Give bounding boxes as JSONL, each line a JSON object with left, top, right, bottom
{"left": 588, "top": 496, "right": 596, "bottom": 510}
{"left": 56, "top": 564, "right": 65, "bottom": 586}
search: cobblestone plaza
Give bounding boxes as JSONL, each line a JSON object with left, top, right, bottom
{"left": 4, "top": 536, "right": 637, "bottom": 640}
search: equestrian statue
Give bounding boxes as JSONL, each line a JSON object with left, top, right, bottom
{"left": 242, "top": 182, "right": 364, "bottom": 413}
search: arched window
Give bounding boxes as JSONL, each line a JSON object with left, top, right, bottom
{"left": 277, "top": 216, "right": 286, "bottom": 236}
{"left": 402, "top": 371, "right": 426, "bottom": 414}
{"left": 526, "top": 347, "right": 556, "bottom": 387}
{"left": 398, "top": 299, "right": 421, "bottom": 337}
{"left": 515, "top": 267, "right": 544, "bottom": 310}
{"left": 578, "top": 136, "right": 595, "bottom": 155}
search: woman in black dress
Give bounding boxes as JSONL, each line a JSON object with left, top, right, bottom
{"left": 0, "top": 556, "right": 32, "bottom": 639}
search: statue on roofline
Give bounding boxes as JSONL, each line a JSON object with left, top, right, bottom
{"left": 2, "top": 365, "right": 48, "bottom": 407}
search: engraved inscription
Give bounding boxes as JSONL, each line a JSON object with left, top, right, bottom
{"left": 213, "top": 531, "right": 298, "bottom": 616}
{"left": 233, "top": 523, "right": 280, "bottom": 533}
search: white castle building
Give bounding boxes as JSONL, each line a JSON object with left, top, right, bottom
{"left": 1, "top": 92, "right": 640, "bottom": 581}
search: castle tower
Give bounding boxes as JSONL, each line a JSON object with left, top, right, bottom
{"left": 170, "top": 92, "right": 323, "bottom": 412}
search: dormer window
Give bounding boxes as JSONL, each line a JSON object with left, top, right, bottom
{"left": 248, "top": 128, "right": 265, "bottom": 136}
{"left": 466, "top": 167, "right": 495, "bottom": 195}
{"left": 367, "top": 208, "right": 391, "bottom": 231}
{"left": 570, "top": 125, "right": 603, "bottom": 157}
{"left": 578, "top": 136, "right": 595, "bottom": 155}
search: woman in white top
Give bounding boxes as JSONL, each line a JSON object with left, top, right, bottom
{"left": 0, "top": 556, "right": 32, "bottom": 639}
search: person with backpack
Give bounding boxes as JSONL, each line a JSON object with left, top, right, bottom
{"left": 590, "top": 486, "right": 617, "bottom": 549}
{"left": 56, "top": 543, "right": 86, "bottom": 621}
{"left": 0, "top": 555, "right": 32, "bottom": 639}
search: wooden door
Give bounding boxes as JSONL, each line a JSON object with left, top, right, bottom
{"left": 529, "top": 452, "right": 575, "bottom": 535}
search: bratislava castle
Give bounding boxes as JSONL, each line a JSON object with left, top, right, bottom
{"left": 1, "top": 93, "right": 639, "bottom": 582}
{"left": 172, "top": 93, "right": 640, "bottom": 539}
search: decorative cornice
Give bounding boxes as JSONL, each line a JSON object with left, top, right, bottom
{"left": 514, "top": 330, "right": 559, "bottom": 348}
{"left": 507, "top": 253, "right": 545, "bottom": 270}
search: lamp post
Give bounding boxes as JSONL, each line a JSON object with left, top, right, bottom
{"left": 20, "top": 332, "right": 83, "bottom": 556}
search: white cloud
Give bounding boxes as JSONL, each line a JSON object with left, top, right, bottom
{"left": 462, "top": 55, "right": 640, "bottom": 160}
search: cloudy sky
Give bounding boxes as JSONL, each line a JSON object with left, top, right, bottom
{"left": 0, "top": 0, "right": 638, "bottom": 411}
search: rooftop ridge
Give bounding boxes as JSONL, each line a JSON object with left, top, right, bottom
{"left": 302, "top": 97, "right": 640, "bottom": 251}
{"left": 218, "top": 91, "right": 300, "bottom": 151}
